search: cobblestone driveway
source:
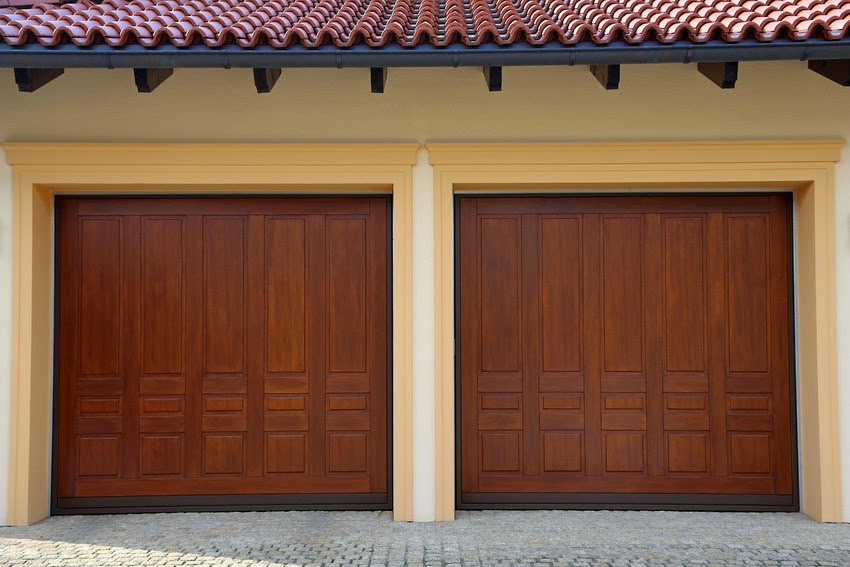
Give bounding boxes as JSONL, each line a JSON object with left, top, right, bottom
{"left": 1, "top": 510, "right": 849, "bottom": 566}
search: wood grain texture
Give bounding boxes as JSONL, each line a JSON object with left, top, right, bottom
{"left": 56, "top": 197, "right": 389, "bottom": 502}
{"left": 458, "top": 195, "right": 792, "bottom": 498}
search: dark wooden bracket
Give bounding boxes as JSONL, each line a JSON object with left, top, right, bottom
{"left": 590, "top": 64, "right": 619, "bottom": 90}
{"left": 254, "top": 68, "right": 282, "bottom": 93}
{"left": 808, "top": 59, "right": 850, "bottom": 86}
{"left": 698, "top": 62, "right": 738, "bottom": 88}
{"left": 14, "top": 68, "right": 63, "bottom": 92}
{"left": 370, "top": 67, "right": 387, "bottom": 93}
{"left": 134, "top": 68, "right": 173, "bottom": 93}
{"left": 483, "top": 66, "right": 502, "bottom": 92}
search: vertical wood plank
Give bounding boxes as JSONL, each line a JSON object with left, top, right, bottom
{"left": 185, "top": 215, "right": 203, "bottom": 479}
{"left": 122, "top": 215, "right": 141, "bottom": 480}
{"left": 707, "top": 212, "right": 728, "bottom": 477}
{"left": 583, "top": 213, "right": 603, "bottom": 476}
{"left": 644, "top": 213, "right": 664, "bottom": 476}
{"left": 57, "top": 199, "right": 79, "bottom": 497}
{"left": 769, "top": 196, "right": 793, "bottom": 494}
{"left": 521, "top": 214, "right": 540, "bottom": 476}
{"left": 308, "top": 214, "right": 326, "bottom": 477}
{"left": 247, "top": 215, "right": 264, "bottom": 477}
{"left": 459, "top": 198, "right": 480, "bottom": 492}
{"left": 368, "top": 199, "right": 389, "bottom": 492}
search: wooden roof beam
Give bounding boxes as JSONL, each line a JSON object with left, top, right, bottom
{"left": 134, "top": 68, "right": 173, "bottom": 93}
{"left": 808, "top": 59, "right": 850, "bottom": 86}
{"left": 483, "top": 65, "right": 502, "bottom": 92}
{"left": 590, "top": 64, "right": 619, "bottom": 90}
{"left": 14, "top": 68, "right": 63, "bottom": 92}
{"left": 254, "top": 67, "right": 282, "bottom": 93}
{"left": 371, "top": 67, "right": 386, "bottom": 93}
{"left": 698, "top": 61, "right": 738, "bottom": 88}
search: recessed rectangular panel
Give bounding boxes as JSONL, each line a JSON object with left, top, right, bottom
{"left": 481, "top": 432, "right": 521, "bottom": 473}
{"left": 727, "top": 216, "right": 769, "bottom": 373}
{"left": 140, "top": 435, "right": 183, "bottom": 476}
{"left": 204, "top": 217, "right": 246, "bottom": 374}
{"left": 328, "top": 395, "right": 368, "bottom": 411}
{"left": 729, "top": 434, "right": 772, "bottom": 474}
{"left": 327, "top": 218, "right": 368, "bottom": 373}
{"left": 604, "top": 395, "right": 645, "bottom": 410}
{"left": 478, "top": 413, "right": 523, "bottom": 430}
{"left": 203, "top": 434, "right": 245, "bottom": 475}
{"left": 266, "top": 218, "right": 306, "bottom": 374}
{"left": 477, "top": 376, "right": 523, "bottom": 393}
{"left": 728, "top": 395, "right": 771, "bottom": 412}
{"left": 667, "top": 433, "right": 708, "bottom": 474}
{"left": 266, "top": 395, "right": 306, "bottom": 411}
{"left": 604, "top": 433, "right": 645, "bottom": 473}
{"left": 78, "top": 397, "right": 121, "bottom": 415}
{"left": 540, "top": 217, "right": 581, "bottom": 373}
{"left": 542, "top": 433, "right": 583, "bottom": 472}
{"left": 481, "top": 394, "right": 521, "bottom": 411}
{"left": 142, "top": 218, "right": 183, "bottom": 375}
{"left": 666, "top": 395, "right": 707, "bottom": 411}
{"left": 663, "top": 217, "right": 706, "bottom": 373}
{"left": 541, "top": 395, "right": 582, "bottom": 410}
{"left": 79, "top": 219, "right": 121, "bottom": 375}
{"left": 601, "top": 216, "right": 643, "bottom": 373}
{"left": 327, "top": 434, "right": 368, "bottom": 473}
{"left": 480, "top": 217, "right": 521, "bottom": 373}
{"left": 141, "top": 396, "right": 183, "bottom": 414}
{"left": 266, "top": 434, "right": 306, "bottom": 474}
{"left": 77, "top": 436, "right": 119, "bottom": 477}
{"left": 204, "top": 396, "right": 244, "bottom": 412}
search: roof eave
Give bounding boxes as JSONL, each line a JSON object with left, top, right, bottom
{"left": 1, "top": 38, "right": 849, "bottom": 68}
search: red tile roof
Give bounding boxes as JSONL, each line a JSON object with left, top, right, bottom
{"left": 1, "top": 0, "right": 849, "bottom": 49}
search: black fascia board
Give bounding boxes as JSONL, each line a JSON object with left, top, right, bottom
{"left": 2, "top": 38, "right": 850, "bottom": 68}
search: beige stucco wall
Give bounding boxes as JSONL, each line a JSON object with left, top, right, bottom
{"left": 0, "top": 60, "right": 849, "bottom": 523}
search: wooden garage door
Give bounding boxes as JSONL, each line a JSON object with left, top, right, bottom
{"left": 55, "top": 197, "right": 389, "bottom": 513}
{"left": 458, "top": 195, "right": 795, "bottom": 510}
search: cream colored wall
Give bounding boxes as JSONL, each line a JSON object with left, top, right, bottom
{"left": 835, "top": 146, "right": 850, "bottom": 522}
{"left": 0, "top": 148, "right": 11, "bottom": 526}
{"left": 411, "top": 148, "right": 437, "bottom": 522}
{"left": 0, "top": 60, "right": 849, "bottom": 523}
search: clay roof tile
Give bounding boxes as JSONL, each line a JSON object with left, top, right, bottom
{"left": 3, "top": 0, "right": 850, "bottom": 48}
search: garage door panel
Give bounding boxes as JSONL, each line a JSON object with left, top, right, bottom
{"left": 459, "top": 195, "right": 793, "bottom": 505}
{"left": 79, "top": 218, "right": 122, "bottom": 377}
{"left": 265, "top": 217, "right": 307, "bottom": 375}
{"left": 539, "top": 216, "right": 582, "bottom": 374}
{"left": 480, "top": 217, "right": 522, "bottom": 374}
{"left": 662, "top": 216, "right": 708, "bottom": 374}
{"left": 726, "top": 215, "right": 770, "bottom": 374}
{"left": 141, "top": 217, "right": 185, "bottom": 376}
{"left": 328, "top": 218, "right": 369, "bottom": 374}
{"left": 601, "top": 215, "right": 644, "bottom": 374}
{"left": 57, "top": 197, "right": 389, "bottom": 509}
{"left": 203, "top": 217, "right": 248, "bottom": 376}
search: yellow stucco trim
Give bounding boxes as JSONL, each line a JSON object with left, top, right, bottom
{"left": 429, "top": 140, "right": 844, "bottom": 523}
{"left": 5, "top": 142, "right": 420, "bottom": 526}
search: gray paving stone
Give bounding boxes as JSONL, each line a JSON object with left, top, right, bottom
{"left": 1, "top": 511, "right": 849, "bottom": 566}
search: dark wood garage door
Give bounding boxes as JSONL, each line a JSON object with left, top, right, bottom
{"left": 55, "top": 197, "right": 389, "bottom": 513}
{"left": 458, "top": 195, "right": 795, "bottom": 510}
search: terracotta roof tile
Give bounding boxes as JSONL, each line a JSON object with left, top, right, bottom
{"left": 1, "top": 0, "right": 849, "bottom": 48}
